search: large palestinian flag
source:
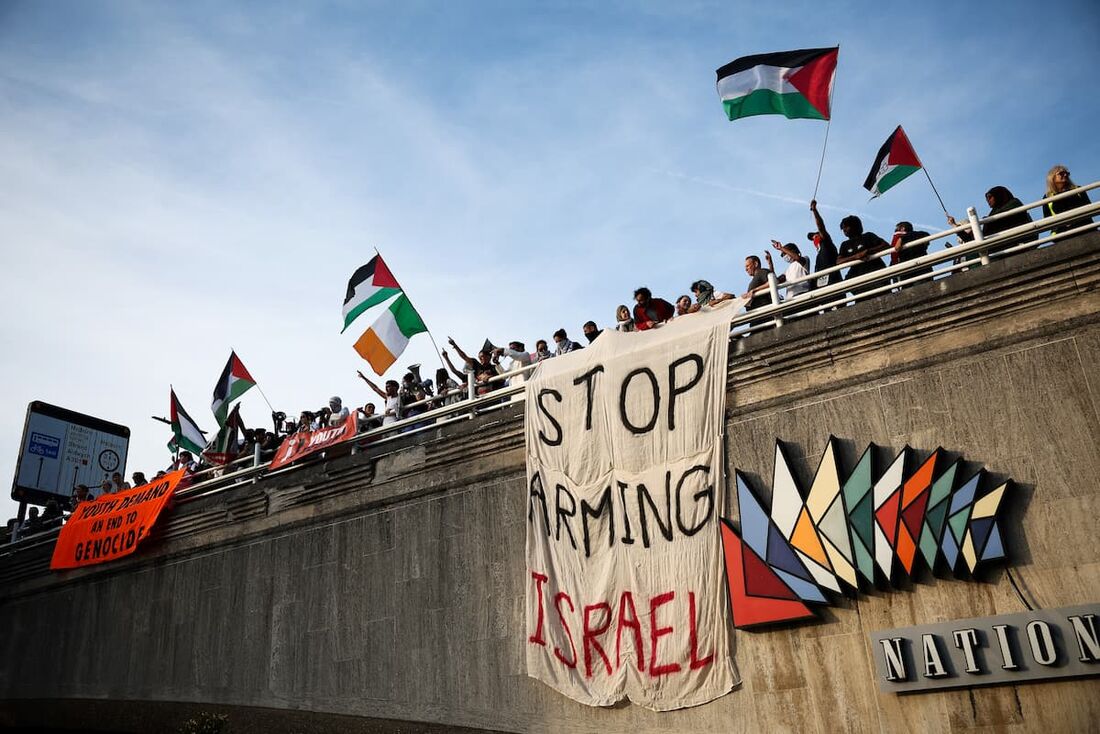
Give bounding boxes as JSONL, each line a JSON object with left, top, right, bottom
{"left": 169, "top": 389, "right": 206, "bottom": 455}
{"left": 353, "top": 294, "right": 428, "bottom": 375}
{"left": 211, "top": 351, "right": 256, "bottom": 426}
{"left": 864, "top": 125, "right": 922, "bottom": 198}
{"left": 342, "top": 255, "right": 402, "bottom": 333}
{"left": 717, "top": 47, "right": 838, "bottom": 122}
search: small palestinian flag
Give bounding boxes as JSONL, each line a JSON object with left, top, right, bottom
{"left": 169, "top": 389, "right": 207, "bottom": 456}
{"left": 353, "top": 294, "right": 428, "bottom": 375}
{"left": 717, "top": 47, "right": 838, "bottom": 122}
{"left": 211, "top": 351, "right": 256, "bottom": 426}
{"left": 205, "top": 404, "right": 246, "bottom": 465}
{"left": 342, "top": 254, "right": 402, "bottom": 333}
{"left": 864, "top": 125, "right": 922, "bottom": 198}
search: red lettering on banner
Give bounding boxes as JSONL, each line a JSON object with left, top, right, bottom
{"left": 688, "top": 591, "right": 714, "bottom": 670}
{"left": 529, "top": 571, "right": 549, "bottom": 646}
{"left": 583, "top": 602, "right": 613, "bottom": 678}
{"left": 554, "top": 592, "right": 577, "bottom": 669}
{"left": 615, "top": 591, "right": 645, "bottom": 672}
{"left": 648, "top": 591, "right": 681, "bottom": 677}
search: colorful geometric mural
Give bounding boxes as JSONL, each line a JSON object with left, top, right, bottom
{"left": 722, "top": 438, "right": 1011, "bottom": 628}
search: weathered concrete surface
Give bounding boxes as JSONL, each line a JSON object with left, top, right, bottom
{"left": 1, "top": 233, "right": 1098, "bottom": 733}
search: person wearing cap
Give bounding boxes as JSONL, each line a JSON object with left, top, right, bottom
{"left": 328, "top": 396, "right": 350, "bottom": 426}
{"left": 808, "top": 199, "right": 842, "bottom": 289}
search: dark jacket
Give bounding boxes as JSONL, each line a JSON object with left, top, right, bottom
{"left": 1044, "top": 190, "right": 1093, "bottom": 234}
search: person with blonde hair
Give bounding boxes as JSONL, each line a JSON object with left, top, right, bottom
{"left": 615, "top": 304, "right": 635, "bottom": 332}
{"left": 1043, "top": 165, "right": 1092, "bottom": 235}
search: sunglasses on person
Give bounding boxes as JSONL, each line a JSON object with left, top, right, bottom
{"left": 1056, "top": 170, "right": 1070, "bottom": 178}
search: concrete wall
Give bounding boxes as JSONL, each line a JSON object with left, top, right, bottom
{"left": 1, "top": 234, "right": 1098, "bottom": 733}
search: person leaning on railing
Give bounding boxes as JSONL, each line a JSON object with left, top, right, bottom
{"left": 947, "top": 186, "right": 1037, "bottom": 254}
{"left": 1044, "top": 165, "right": 1093, "bottom": 234}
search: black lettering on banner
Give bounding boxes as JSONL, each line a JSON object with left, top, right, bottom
{"left": 675, "top": 465, "right": 714, "bottom": 536}
{"left": 555, "top": 484, "right": 578, "bottom": 550}
{"left": 528, "top": 472, "right": 550, "bottom": 534}
{"left": 617, "top": 481, "right": 635, "bottom": 545}
{"left": 537, "top": 389, "right": 564, "bottom": 447}
{"left": 572, "top": 365, "right": 605, "bottom": 431}
{"left": 667, "top": 354, "right": 704, "bottom": 431}
{"left": 619, "top": 368, "right": 660, "bottom": 435}
{"left": 580, "top": 486, "right": 615, "bottom": 558}
{"left": 635, "top": 477, "right": 673, "bottom": 548}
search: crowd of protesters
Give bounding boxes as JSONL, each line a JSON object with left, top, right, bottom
{"left": 4, "top": 167, "right": 1094, "bottom": 544}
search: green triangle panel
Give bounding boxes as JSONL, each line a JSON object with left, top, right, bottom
{"left": 948, "top": 507, "right": 972, "bottom": 543}
{"left": 928, "top": 462, "right": 957, "bottom": 508}
{"left": 853, "top": 538, "right": 875, "bottom": 584}
{"left": 849, "top": 493, "right": 875, "bottom": 548}
{"left": 819, "top": 495, "right": 853, "bottom": 563}
{"left": 842, "top": 448, "right": 874, "bottom": 509}
{"left": 918, "top": 523, "right": 940, "bottom": 568}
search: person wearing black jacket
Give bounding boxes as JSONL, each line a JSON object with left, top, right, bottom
{"left": 891, "top": 221, "right": 933, "bottom": 287}
{"left": 836, "top": 215, "right": 888, "bottom": 298}
{"left": 1043, "top": 165, "right": 1093, "bottom": 235}
{"left": 948, "top": 186, "right": 1037, "bottom": 254}
{"left": 808, "top": 199, "right": 842, "bottom": 290}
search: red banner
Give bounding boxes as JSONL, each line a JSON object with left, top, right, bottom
{"left": 50, "top": 469, "right": 185, "bottom": 570}
{"left": 269, "top": 413, "right": 358, "bottom": 470}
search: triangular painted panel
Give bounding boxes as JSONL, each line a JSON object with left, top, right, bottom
{"left": 721, "top": 520, "right": 815, "bottom": 628}
{"left": 982, "top": 525, "right": 1005, "bottom": 562}
{"left": 806, "top": 437, "right": 842, "bottom": 521}
{"left": 850, "top": 493, "right": 875, "bottom": 548}
{"left": 773, "top": 568, "right": 828, "bottom": 604}
{"left": 736, "top": 473, "right": 771, "bottom": 557}
{"left": 842, "top": 445, "right": 875, "bottom": 509}
{"left": 793, "top": 508, "right": 830, "bottom": 568}
{"left": 770, "top": 442, "right": 804, "bottom": 536}
{"left": 767, "top": 524, "right": 810, "bottom": 580}
{"left": 820, "top": 495, "right": 855, "bottom": 565}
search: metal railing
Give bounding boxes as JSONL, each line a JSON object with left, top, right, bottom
{"left": 3, "top": 183, "right": 1097, "bottom": 555}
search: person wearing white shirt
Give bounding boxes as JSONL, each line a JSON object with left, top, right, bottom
{"left": 767, "top": 241, "right": 812, "bottom": 298}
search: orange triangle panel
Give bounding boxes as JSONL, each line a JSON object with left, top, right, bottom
{"left": 792, "top": 508, "right": 830, "bottom": 568}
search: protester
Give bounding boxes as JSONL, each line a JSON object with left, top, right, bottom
{"left": 328, "top": 396, "right": 350, "bottom": 426}
{"left": 111, "top": 472, "right": 131, "bottom": 491}
{"left": 675, "top": 295, "right": 693, "bottom": 316}
{"left": 174, "top": 451, "right": 200, "bottom": 473}
{"left": 808, "top": 200, "right": 842, "bottom": 289}
{"left": 581, "top": 321, "right": 601, "bottom": 344}
{"left": 358, "top": 403, "right": 383, "bottom": 431}
{"left": 766, "top": 241, "right": 812, "bottom": 298}
{"left": 948, "top": 186, "right": 1036, "bottom": 254}
{"left": 100, "top": 479, "right": 114, "bottom": 495}
{"left": 690, "top": 280, "right": 734, "bottom": 310}
{"left": 433, "top": 368, "right": 463, "bottom": 406}
{"left": 255, "top": 428, "right": 280, "bottom": 456}
{"left": 358, "top": 372, "right": 403, "bottom": 424}
{"left": 131, "top": 472, "right": 148, "bottom": 488}
{"left": 499, "top": 341, "right": 534, "bottom": 390}
{"left": 70, "top": 484, "right": 91, "bottom": 511}
{"left": 552, "top": 329, "right": 583, "bottom": 355}
{"left": 40, "top": 500, "right": 63, "bottom": 529}
{"left": 534, "top": 340, "right": 553, "bottom": 362}
{"left": 890, "top": 221, "right": 933, "bottom": 286}
{"left": 445, "top": 338, "right": 503, "bottom": 394}
{"left": 615, "top": 304, "right": 635, "bottom": 332}
{"left": 740, "top": 256, "right": 775, "bottom": 311}
{"left": 1043, "top": 165, "right": 1093, "bottom": 234}
{"left": 19, "top": 507, "right": 41, "bottom": 536}
{"left": 297, "top": 410, "right": 315, "bottom": 433}
{"left": 836, "top": 215, "right": 889, "bottom": 293}
{"left": 632, "top": 287, "right": 674, "bottom": 330}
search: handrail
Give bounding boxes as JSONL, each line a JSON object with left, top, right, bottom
{"left": 2, "top": 185, "right": 1096, "bottom": 557}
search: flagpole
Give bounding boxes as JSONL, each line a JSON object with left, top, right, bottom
{"left": 811, "top": 44, "right": 840, "bottom": 202}
{"left": 811, "top": 120, "right": 831, "bottom": 202}
{"left": 906, "top": 128, "right": 951, "bottom": 218}
{"left": 372, "top": 247, "right": 451, "bottom": 380}
{"left": 921, "top": 167, "right": 950, "bottom": 218}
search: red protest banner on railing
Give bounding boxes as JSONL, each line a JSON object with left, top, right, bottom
{"left": 269, "top": 413, "right": 358, "bottom": 470}
{"left": 50, "top": 469, "right": 186, "bottom": 570}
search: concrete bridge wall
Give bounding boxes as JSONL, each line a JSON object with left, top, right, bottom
{"left": 1, "top": 234, "right": 1098, "bottom": 733}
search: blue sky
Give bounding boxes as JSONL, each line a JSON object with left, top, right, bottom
{"left": 1, "top": 1, "right": 1098, "bottom": 518}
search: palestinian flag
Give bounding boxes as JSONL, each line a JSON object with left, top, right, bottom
{"left": 169, "top": 389, "right": 207, "bottom": 455}
{"left": 353, "top": 294, "right": 428, "bottom": 375}
{"left": 864, "top": 125, "right": 922, "bottom": 198}
{"left": 717, "top": 47, "right": 838, "bottom": 122}
{"left": 204, "top": 404, "right": 246, "bottom": 465}
{"left": 211, "top": 351, "right": 256, "bottom": 426}
{"left": 342, "top": 255, "right": 402, "bottom": 333}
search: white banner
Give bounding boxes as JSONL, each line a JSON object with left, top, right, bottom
{"left": 524, "top": 307, "right": 739, "bottom": 710}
